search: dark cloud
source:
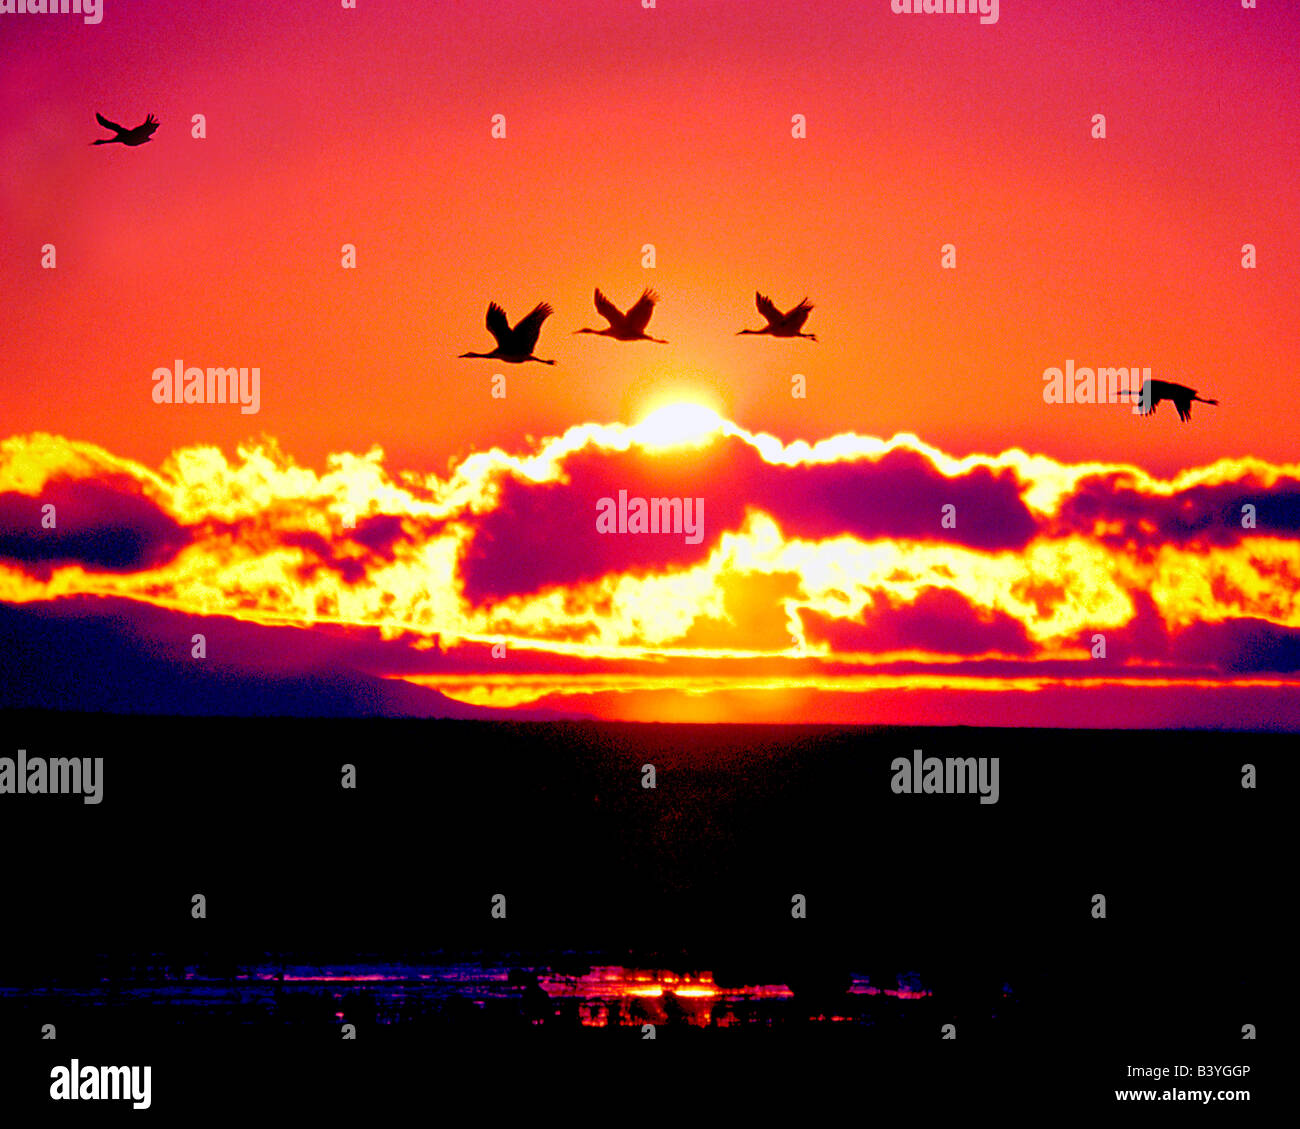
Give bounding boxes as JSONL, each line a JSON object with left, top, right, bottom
{"left": 1176, "top": 618, "right": 1300, "bottom": 673}
{"left": 799, "top": 587, "right": 1035, "bottom": 657}
{"left": 459, "top": 437, "right": 1039, "bottom": 603}
{"left": 348, "top": 513, "right": 416, "bottom": 559}
{"left": 281, "top": 530, "right": 368, "bottom": 585}
{"left": 0, "top": 476, "right": 189, "bottom": 577}
{"left": 1071, "top": 592, "right": 1300, "bottom": 672}
{"left": 1055, "top": 473, "right": 1300, "bottom": 549}
{"left": 768, "top": 448, "right": 1037, "bottom": 550}
{"left": 459, "top": 442, "right": 746, "bottom": 602}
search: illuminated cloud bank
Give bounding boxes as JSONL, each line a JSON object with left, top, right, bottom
{"left": 2, "top": 417, "right": 1297, "bottom": 726}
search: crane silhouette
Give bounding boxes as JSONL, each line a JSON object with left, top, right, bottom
{"left": 459, "top": 302, "right": 557, "bottom": 365}
{"left": 573, "top": 288, "right": 667, "bottom": 343}
{"left": 92, "top": 112, "right": 159, "bottom": 146}
{"left": 1117, "top": 379, "right": 1218, "bottom": 422}
{"left": 737, "top": 292, "right": 817, "bottom": 341}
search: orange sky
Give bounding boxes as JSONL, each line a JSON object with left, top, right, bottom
{"left": 2, "top": 1, "right": 1298, "bottom": 725}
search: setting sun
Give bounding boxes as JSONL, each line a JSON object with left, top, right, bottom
{"left": 631, "top": 402, "right": 725, "bottom": 450}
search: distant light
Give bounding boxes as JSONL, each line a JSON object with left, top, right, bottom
{"left": 632, "top": 403, "right": 724, "bottom": 450}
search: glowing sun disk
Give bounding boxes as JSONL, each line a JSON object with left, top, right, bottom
{"left": 632, "top": 402, "right": 724, "bottom": 450}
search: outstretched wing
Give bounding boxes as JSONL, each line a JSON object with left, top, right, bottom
{"left": 623, "top": 288, "right": 658, "bottom": 335}
{"left": 485, "top": 302, "right": 511, "bottom": 346}
{"left": 1126, "top": 380, "right": 1157, "bottom": 415}
{"left": 593, "top": 288, "right": 622, "bottom": 328}
{"left": 510, "top": 302, "right": 554, "bottom": 353}
{"left": 755, "top": 292, "right": 782, "bottom": 326}
{"left": 96, "top": 112, "right": 125, "bottom": 133}
{"left": 1167, "top": 388, "right": 1195, "bottom": 421}
{"left": 139, "top": 114, "right": 160, "bottom": 136}
{"left": 782, "top": 297, "right": 813, "bottom": 332}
